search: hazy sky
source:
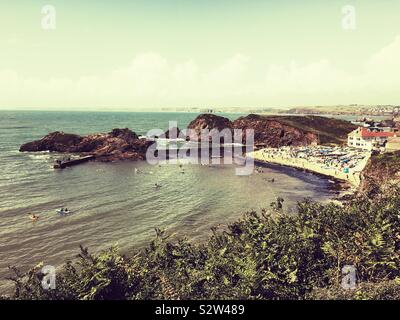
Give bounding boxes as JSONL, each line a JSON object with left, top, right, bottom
{"left": 1, "top": 0, "right": 400, "bottom": 110}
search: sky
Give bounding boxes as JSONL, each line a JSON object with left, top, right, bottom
{"left": 1, "top": 0, "right": 400, "bottom": 110}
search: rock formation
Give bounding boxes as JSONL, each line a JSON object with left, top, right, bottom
{"left": 187, "top": 114, "right": 233, "bottom": 142}
{"left": 233, "top": 114, "right": 318, "bottom": 147}
{"left": 359, "top": 151, "right": 400, "bottom": 197}
{"left": 186, "top": 113, "right": 355, "bottom": 147}
{"left": 161, "top": 127, "right": 182, "bottom": 139}
{"left": 20, "top": 128, "right": 153, "bottom": 162}
{"left": 19, "top": 131, "right": 83, "bottom": 153}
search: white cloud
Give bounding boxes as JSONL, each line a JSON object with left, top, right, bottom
{"left": 1, "top": 36, "right": 400, "bottom": 109}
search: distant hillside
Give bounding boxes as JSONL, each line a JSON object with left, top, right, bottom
{"left": 282, "top": 105, "right": 399, "bottom": 116}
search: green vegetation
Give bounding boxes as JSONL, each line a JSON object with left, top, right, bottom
{"left": 5, "top": 187, "right": 400, "bottom": 300}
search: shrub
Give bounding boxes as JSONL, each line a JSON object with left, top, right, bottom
{"left": 7, "top": 187, "right": 400, "bottom": 300}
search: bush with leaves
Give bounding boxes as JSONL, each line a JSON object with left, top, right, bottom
{"left": 6, "top": 187, "right": 400, "bottom": 300}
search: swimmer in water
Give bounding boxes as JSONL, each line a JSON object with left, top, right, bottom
{"left": 29, "top": 214, "right": 39, "bottom": 221}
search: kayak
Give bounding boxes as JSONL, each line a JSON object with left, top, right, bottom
{"left": 56, "top": 209, "right": 71, "bottom": 215}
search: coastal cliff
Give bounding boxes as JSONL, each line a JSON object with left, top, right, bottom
{"left": 233, "top": 114, "right": 317, "bottom": 147}
{"left": 233, "top": 114, "right": 356, "bottom": 146}
{"left": 186, "top": 113, "right": 355, "bottom": 146}
{"left": 19, "top": 128, "right": 152, "bottom": 162}
{"left": 359, "top": 151, "right": 400, "bottom": 197}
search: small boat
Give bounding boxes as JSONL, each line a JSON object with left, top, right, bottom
{"left": 30, "top": 215, "right": 39, "bottom": 221}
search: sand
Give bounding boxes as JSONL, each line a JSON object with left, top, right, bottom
{"left": 248, "top": 149, "right": 371, "bottom": 188}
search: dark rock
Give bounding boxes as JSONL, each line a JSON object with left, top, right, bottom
{"left": 233, "top": 114, "right": 318, "bottom": 147}
{"left": 109, "top": 128, "right": 139, "bottom": 142}
{"left": 161, "top": 127, "right": 181, "bottom": 139}
{"left": 233, "top": 114, "right": 356, "bottom": 147}
{"left": 187, "top": 114, "right": 233, "bottom": 142}
{"left": 20, "top": 128, "right": 153, "bottom": 162}
{"left": 19, "top": 131, "right": 83, "bottom": 152}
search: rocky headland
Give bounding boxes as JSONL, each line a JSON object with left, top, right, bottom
{"left": 186, "top": 113, "right": 356, "bottom": 146}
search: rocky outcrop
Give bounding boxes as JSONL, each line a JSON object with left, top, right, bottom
{"left": 161, "top": 127, "right": 182, "bottom": 139}
{"left": 19, "top": 131, "right": 83, "bottom": 153}
{"left": 233, "top": 114, "right": 356, "bottom": 146}
{"left": 20, "top": 128, "right": 153, "bottom": 162}
{"left": 359, "top": 151, "right": 400, "bottom": 197}
{"left": 233, "top": 114, "right": 318, "bottom": 147}
{"left": 184, "top": 113, "right": 355, "bottom": 146}
{"left": 187, "top": 114, "right": 233, "bottom": 142}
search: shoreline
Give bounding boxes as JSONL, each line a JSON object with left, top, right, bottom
{"left": 253, "top": 159, "right": 354, "bottom": 202}
{"left": 253, "top": 159, "right": 351, "bottom": 190}
{"left": 248, "top": 148, "right": 371, "bottom": 196}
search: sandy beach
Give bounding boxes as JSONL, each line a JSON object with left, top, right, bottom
{"left": 248, "top": 148, "right": 371, "bottom": 188}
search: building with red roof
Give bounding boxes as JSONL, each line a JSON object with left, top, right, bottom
{"left": 348, "top": 127, "right": 397, "bottom": 150}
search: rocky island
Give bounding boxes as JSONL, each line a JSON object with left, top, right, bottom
{"left": 19, "top": 128, "right": 152, "bottom": 162}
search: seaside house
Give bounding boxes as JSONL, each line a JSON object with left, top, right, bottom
{"left": 347, "top": 127, "right": 396, "bottom": 150}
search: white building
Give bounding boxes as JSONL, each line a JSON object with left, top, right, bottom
{"left": 348, "top": 127, "right": 396, "bottom": 150}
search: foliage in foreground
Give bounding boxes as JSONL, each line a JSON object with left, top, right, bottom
{"left": 6, "top": 187, "right": 400, "bottom": 300}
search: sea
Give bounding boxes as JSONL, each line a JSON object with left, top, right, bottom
{"left": 0, "top": 110, "right": 342, "bottom": 293}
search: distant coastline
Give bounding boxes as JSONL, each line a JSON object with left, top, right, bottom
{"left": 1, "top": 104, "right": 398, "bottom": 118}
